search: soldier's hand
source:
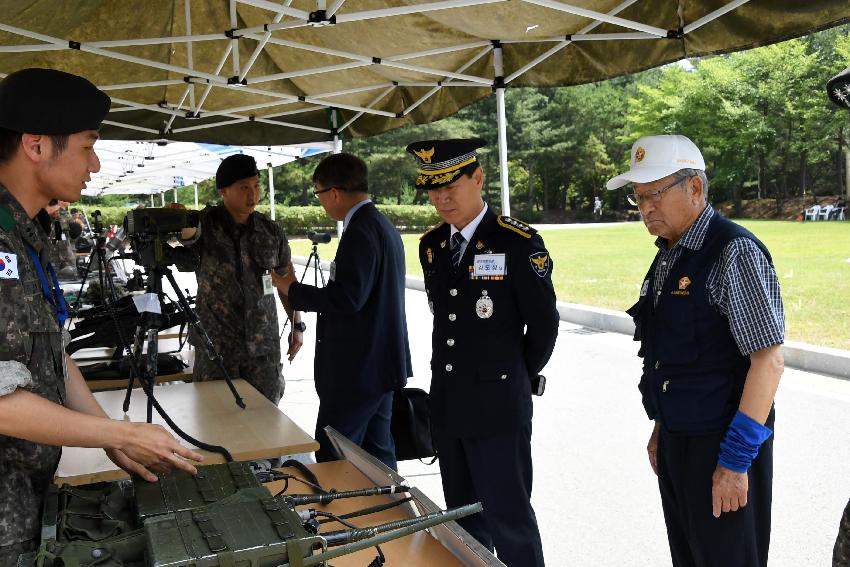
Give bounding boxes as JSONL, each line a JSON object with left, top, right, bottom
{"left": 271, "top": 261, "right": 297, "bottom": 295}
{"left": 287, "top": 329, "right": 303, "bottom": 361}
{"left": 647, "top": 421, "right": 660, "bottom": 476}
{"left": 711, "top": 464, "right": 748, "bottom": 518}
{"left": 115, "top": 422, "right": 204, "bottom": 481}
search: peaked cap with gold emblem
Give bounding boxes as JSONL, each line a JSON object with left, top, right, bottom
{"left": 405, "top": 138, "right": 486, "bottom": 190}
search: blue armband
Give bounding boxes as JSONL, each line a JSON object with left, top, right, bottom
{"left": 717, "top": 410, "right": 773, "bottom": 473}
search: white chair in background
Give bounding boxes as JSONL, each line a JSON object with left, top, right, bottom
{"left": 804, "top": 204, "right": 821, "bottom": 221}
{"left": 818, "top": 204, "right": 834, "bottom": 220}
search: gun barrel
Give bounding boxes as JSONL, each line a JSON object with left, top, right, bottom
{"left": 285, "top": 502, "right": 482, "bottom": 567}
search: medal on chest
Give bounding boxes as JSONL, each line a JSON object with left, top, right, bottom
{"left": 475, "top": 290, "right": 494, "bottom": 319}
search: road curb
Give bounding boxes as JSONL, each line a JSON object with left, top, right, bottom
{"left": 293, "top": 257, "right": 850, "bottom": 380}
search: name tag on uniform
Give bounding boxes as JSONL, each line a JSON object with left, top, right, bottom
{"left": 262, "top": 271, "right": 275, "bottom": 296}
{"left": 0, "top": 252, "right": 19, "bottom": 280}
{"left": 472, "top": 254, "right": 506, "bottom": 277}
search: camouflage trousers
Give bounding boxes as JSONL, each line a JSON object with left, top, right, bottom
{"left": 835, "top": 498, "right": 850, "bottom": 566}
{"left": 0, "top": 539, "right": 37, "bottom": 567}
{"left": 193, "top": 350, "right": 284, "bottom": 405}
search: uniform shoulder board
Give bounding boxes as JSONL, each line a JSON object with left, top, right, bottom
{"left": 420, "top": 221, "right": 446, "bottom": 240}
{"left": 497, "top": 215, "right": 536, "bottom": 239}
{"left": 0, "top": 204, "right": 15, "bottom": 233}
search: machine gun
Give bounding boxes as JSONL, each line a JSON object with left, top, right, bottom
{"left": 20, "top": 462, "right": 481, "bottom": 567}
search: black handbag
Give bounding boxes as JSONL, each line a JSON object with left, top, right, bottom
{"left": 391, "top": 388, "right": 437, "bottom": 463}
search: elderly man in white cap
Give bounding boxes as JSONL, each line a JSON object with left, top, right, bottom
{"left": 608, "top": 135, "right": 785, "bottom": 567}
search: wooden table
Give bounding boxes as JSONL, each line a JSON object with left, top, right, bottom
{"left": 55, "top": 379, "right": 319, "bottom": 486}
{"left": 268, "top": 461, "right": 467, "bottom": 567}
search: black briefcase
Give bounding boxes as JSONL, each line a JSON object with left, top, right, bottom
{"left": 391, "top": 388, "right": 437, "bottom": 463}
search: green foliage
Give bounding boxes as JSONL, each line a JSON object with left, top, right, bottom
{"left": 83, "top": 26, "right": 850, "bottom": 218}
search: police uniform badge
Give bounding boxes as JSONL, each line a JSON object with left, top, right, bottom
{"left": 475, "top": 240, "right": 484, "bottom": 250}
{"left": 528, "top": 252, "right": 550, "bottom": 278}
{"left": 475, "top": 290, "right": 493, "bottom": 319}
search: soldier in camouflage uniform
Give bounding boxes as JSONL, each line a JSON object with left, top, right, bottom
{"left": 45, "top": 199, "right": 79, "bottom": 278}
{"left": 180, "top": 154, "right": 303, "bottom": 405}
{"left": 0, "top": 68, "right": 204, "bottom": 566}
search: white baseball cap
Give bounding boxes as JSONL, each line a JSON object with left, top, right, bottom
{"left": 606, "top": 135, "right": 705, "bottom": 190}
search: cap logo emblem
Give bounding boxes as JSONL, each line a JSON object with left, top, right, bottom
{"left": 635, "top": 147, "right": 646, "bottom": 163}
{"left": 413, "top": 146, "right": 435, "bottom": 164}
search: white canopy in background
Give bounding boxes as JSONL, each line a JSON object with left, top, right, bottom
{"left": 84, "top": 139, "right": 334, "bottom": 197}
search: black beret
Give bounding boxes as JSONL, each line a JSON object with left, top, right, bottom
{"left": 827, "top": 67, "right": 850, "bottom": 110}
{"left": 406, "top": 138, "right": 486, "bottom": 190}
{"left": 216, "top": 154, "right": 260, "bottom": 189}
{"left": 0, "top": 68, "right": 111, "bottom": 134}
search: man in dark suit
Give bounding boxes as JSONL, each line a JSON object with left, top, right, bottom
{"left": 409, "top": 138, "right": 559, "bottom": 567}
{"left": 272, "top": 152, "right": 411, "bottom": 470}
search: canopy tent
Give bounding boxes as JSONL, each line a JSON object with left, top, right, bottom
{"left": 85, "top": 139, "right": 333, "bottom": 195}
{"left": 2, "top": 1, "right": 849, "bottom": 213}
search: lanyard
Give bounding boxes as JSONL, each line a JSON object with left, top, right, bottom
{"left": 24, "top": 243, "right": 68, "bottom": 327}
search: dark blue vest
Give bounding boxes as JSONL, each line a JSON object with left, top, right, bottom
{"left": 628, "top": 213, "right": 772, "bottom": 434}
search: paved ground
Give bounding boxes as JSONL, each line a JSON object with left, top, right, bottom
{"left": 170, "top": 267, "right": 850, "bottom": 566}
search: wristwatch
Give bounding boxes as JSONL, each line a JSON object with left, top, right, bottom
{"left": 293, "top": 321, "right": 307, "bottom": 333}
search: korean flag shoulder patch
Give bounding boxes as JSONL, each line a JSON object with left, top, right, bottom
{"left": 528, "top": 251, "right": 550, "bottom": 278}
{"left": 0, "top": 251, "right": 19, "bottom": 280}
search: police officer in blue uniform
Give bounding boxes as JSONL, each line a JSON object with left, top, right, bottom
{"left": 608, "top": 135, "right": 785, "bottom": 567}
{"left": 409, "top": 138, "right": 559, "bottom": 567}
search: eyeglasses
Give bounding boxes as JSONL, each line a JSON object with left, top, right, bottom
{"left": 313, "top": 186, "right": 335, "bottom": 199}
{"left": 627, "top": 177, "right": 686, "bottom": 206}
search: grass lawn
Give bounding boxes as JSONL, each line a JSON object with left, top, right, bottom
{"left": 290, "top": 220, "right": 850, "bottom": 350}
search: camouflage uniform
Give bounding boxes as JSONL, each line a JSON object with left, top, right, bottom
{"left": 185, "top": 204, "right": 290, "bottom": 404}
{"left": 0, "top": 185, "right": 67, "bottom": 559}
{"left": 835, "top": 499, "right": 850, "bottom": 566}
{"left": 46, "top": 208, "right": 77, "bottom": 273}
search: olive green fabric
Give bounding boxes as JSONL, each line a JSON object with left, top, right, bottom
{"left": 0, "top": 0, "right": 847, "bottom": 145}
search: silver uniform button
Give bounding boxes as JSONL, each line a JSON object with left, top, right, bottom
{"left": 448, "top": 313, "right": 456, "bottom": 321}
{"left": 445, "top": 364, "right": 453, "bottom": 372}
{"left": 450, "top": 288, "right": 458, "bottom": 296}
{"left": 447, "top": 339, "right": 455, "bottom": 346}
{"left": 500, "top": 374, "right": 507, "bottom": 380}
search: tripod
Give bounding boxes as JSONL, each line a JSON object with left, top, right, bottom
{"left": 279, "top": 243, "right": 326, "bottom": 340}
{"left": 302, "top": 242, "right": 327, "bottom": 288}
{"left": 123, "top": 262, "right": 245, "bottom": 415}
{"left": 70, "top": 219, "right": 116, "bottom": 317}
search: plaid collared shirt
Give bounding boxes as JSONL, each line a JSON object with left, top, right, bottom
{"left": 651, "top": 206, "right": 784, "bottom": 356}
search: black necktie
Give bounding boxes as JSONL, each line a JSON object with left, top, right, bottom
{"left": 451, "top": 232, "right": 465, "bottom": 269}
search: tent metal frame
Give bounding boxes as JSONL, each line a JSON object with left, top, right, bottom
{"left": 0, "top": 0, "right": 792, "bottom": 212}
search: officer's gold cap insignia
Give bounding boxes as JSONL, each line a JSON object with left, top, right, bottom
{"left": 413, "top": 147, "right": 435, "bottom": 164}
{"left": 529, "top": 252, "right": 550, "bottom": 278}
{"left": 406, "top": 138, "right": 486, "bottom": 190}
{"left": 678, "top": 276, "right": 691, "bottom": 290}
{"left": 635, "top": 146, "right": 646, "bottom": 163}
